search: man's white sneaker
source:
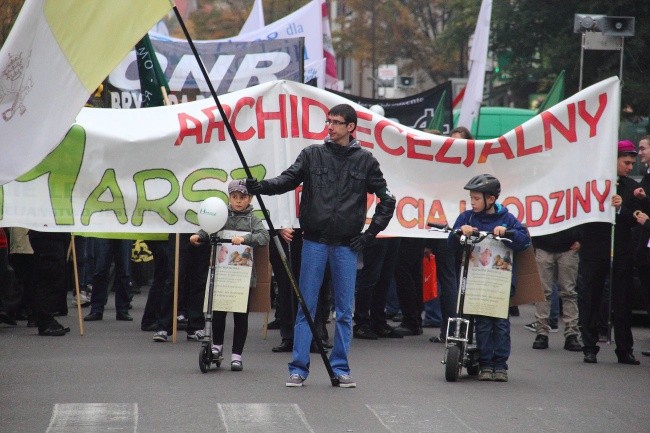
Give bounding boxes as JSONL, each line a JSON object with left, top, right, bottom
{"left": 187, "top": 329, "right": 206, "bottom": 341}
{"left": 153, "top": 331, "right": 168, "bottom": 342}
{"left": 336, "top": 374, "right": 356, "bottom": 388}
{"left": 286, "top": 374, "right": 305, "bottom": 387}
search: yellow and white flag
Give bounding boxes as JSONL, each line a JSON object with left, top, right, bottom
{"left": 0, "top": 0, "right": 171, "bottom": 185}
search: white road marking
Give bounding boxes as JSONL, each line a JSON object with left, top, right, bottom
{"left": 218, "top": 403, "right": 315, "bottom": 433}
{"left": 367, "top": 404, "right": 480, "bottom": 433}
{"left": 46, "top": 403, "right": 137, "bottom": 433}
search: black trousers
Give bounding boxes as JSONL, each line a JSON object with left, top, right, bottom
{"left": 141, "top": 240, "right": 170, "bottom": 329}
{"left": 354, "top": 237, "right": 400, "bottom": 330}
{"left": 269, "top": 232, "right": 301, "bottom": 341}
{"left": 28, "top": 232, "right": 70, "bottom": 331}
{"left": 212, "top": 310, "right": 249, "bottom": 355}
{"left": 394, "top": 238, "right": 425, "bottom": 330}
{"left": 579, "top": 255, "right": 635, "bottom": 352}
{"left": 158, "top": 234, "right": 209, "bottom": 334}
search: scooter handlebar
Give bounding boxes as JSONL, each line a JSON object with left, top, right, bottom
{"left": 427, "top": 223, "right": 513, "bottom": 244}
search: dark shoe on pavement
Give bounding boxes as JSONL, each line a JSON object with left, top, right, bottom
{"left": 141, "top": 323, "right": 159, "bottom": 332}
{"left": 83, "top": 312, "right": 103, "bottom": 321}
{"left": 372, "top": 324, "right": 403, "bottom": 339}
{"left": 429, "top": 335, "right": 445, "bottom": 343}
{"left": 353, "top": 325, "right": 378, "bottom": 340}
{"left": 524, "top": 322, "right": 538, "bottom": 332}
{"left": 583, "top": 352, "right": 597, "bottom": 363}
{"left": 38, "top": 322, "right": 67, "bottom": 336}
{"left": 394, "top": 324, "right": 423, "bottom": 336}
{"left": 116, "top": 312, "right": 133, "bottom": 321}
{"left": 563, "top": 335, "right": 582, "bottom": 352}
{"left": 0, "top": 311, "right": 17, "bottom": 326}
{"left": 272, "top": 339, "right": 293, "bottom": 353}
{"left": 266, "top": 318, "right": 281, "bottom": 330}
{"left": 616, "top": 351, "right": 640, "bottom": 365}
{"left": 532, "top": 334, "right": 549, "bottom": 349}
{"left": 642, "top": 350, "right": 650, "bottom": 356}
{"left": 422, "top": 321, "right": 440, "bottom": 328}
{"left": 230, "top": 360, "right": 243, "bottom": 371}
{"left": 390, "top": 313, "right": 403, "bottom": 323}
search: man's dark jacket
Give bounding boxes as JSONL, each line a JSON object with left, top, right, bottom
{"left": 258, "top": 138, "right": 395, "bottom": 245}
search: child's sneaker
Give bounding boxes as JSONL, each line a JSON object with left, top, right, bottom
{"left": 478, "top": 368, "right": 494, "bottom": 381}
{"left": 153, "top": 330, "right": 168, "bottom": 342}
{"left": 211, "top": 345, "right": 224, "bottom": 362}
{"left": 187, "top": 329, "right": 206, "bottom": 341}
{"left": 286, "top": 374, "right": 305, "bottom": 387}
{"left": 493, "top": 369, "right": 508, "bottom": 382}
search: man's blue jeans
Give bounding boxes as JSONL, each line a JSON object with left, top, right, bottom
{"left": 289, "top": 240, "right": 356, "bottom": 378}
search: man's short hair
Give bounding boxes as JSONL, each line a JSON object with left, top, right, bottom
{"left": 329, "top": 104, "right": 357, "bottom": 128}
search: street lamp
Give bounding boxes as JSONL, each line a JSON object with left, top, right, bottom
{"left": 574, "top": 14, "right": 635, "bottom": 90}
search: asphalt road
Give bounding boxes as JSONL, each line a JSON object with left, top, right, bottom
{"left": 1, "top": 289, "right": 648, "bottom": 433}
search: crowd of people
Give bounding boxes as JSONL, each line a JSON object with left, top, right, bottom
{"left": 1, "top": 112, "right": 649, "bottom": 386}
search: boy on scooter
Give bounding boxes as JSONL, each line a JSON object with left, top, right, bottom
{"left": 448, "top": 174, "right": 530, "bottom": 382}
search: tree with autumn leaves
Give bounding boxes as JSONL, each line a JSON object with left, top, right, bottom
{"left": 2, "top": 0, "right": 649, "bottom": 112}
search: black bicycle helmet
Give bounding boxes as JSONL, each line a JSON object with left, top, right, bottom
{"left": 464, "top": 174, "right": 501, "bottom": 198}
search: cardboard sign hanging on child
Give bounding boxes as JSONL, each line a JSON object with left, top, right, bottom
{"left": 463, "top": 238, "right": 513, "bottom": 319}
{"left": 203, "top": 230, "right": 253, "bottom": 313}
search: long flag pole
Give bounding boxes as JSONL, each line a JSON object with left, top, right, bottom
{"left": 170, "top": 5, "right": 338, "bottom": 385}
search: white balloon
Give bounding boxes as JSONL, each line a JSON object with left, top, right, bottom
{"left": 197, "top": 197, "right": 229, "bottom": 234}
{"left": 369, "top": 104, "right": 385, "bottom": 116}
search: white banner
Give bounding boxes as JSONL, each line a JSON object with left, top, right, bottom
{"left": 149, "top": 0, "right": 325, "bottom": 88}
{"left": 0, "top": 78, "right": 619, "bottom": 238}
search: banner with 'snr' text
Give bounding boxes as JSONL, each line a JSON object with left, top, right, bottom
{"left": 107, "top": 37, "right": 305, "bottom": 108}
{"left": 0, "top": 77, "right": 619, "bottom": 238}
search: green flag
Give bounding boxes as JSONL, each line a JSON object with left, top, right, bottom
{"left": 427, "top": 90, "right": 447, "bottom": 132}
{"left": 135, "top": 34, "right": 170, "bottom": 108}
{"left": 537, "top": 70, "right": 565, "bottom": 114}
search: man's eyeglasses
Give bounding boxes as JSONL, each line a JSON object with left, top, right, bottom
{"left": 325, "top": 119, "right": 348, "bottom": 126}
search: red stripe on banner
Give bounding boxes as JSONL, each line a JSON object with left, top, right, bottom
{"left": 452, "top": 86, "right": 465, "bottom": 109}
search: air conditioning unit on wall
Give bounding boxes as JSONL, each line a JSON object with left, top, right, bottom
{"left": 398, "top": 76, "right": 416, "bottom": 88}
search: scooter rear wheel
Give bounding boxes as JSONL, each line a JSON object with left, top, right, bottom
{"left": 445, "top": 345, "right": 461, "bottom": 382}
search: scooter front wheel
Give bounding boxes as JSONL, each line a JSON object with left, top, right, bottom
{"left": 199, "top": 344, "right": 212, "bottom": 373}
{"left": 445, "top": 345, "right": 461, "bottom": 382}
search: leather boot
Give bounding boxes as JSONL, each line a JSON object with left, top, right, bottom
{"left": 615, "top": 349, "right": 640, "bottom": 365}
{"left": 583, "top": 346, "right": 599, "bottom": 364}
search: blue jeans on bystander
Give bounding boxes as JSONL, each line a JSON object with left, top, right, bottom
{"left": 289, "top": 240, "right": 356, "bottom": 379}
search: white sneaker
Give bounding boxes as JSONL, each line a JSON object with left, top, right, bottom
{"left": 286, "top": 374, "right": 305, "bottom": 387}
{"left": 336, "top": 374, "right": 356, "bottom": 388}
{"left": 187, "top": 329, "right": 206, "bottom": 341}
{"left": 153, "top": 331, "right": 168, "bottom": 342}
{"left": 211, "top": 345, "right": 224, "bottom": 362}
{"left": 524, "top": 322, "right": 538, "bottom": 332}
